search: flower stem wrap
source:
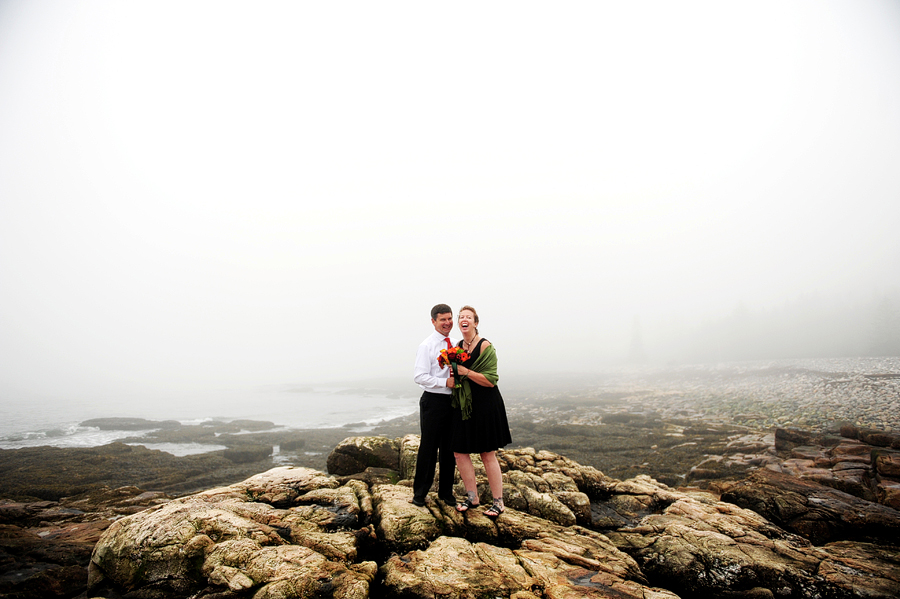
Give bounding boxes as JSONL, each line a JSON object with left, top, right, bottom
{"left": 451, "top": 344, "right": 499, "bottom": 421}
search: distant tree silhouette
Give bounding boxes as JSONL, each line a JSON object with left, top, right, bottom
{"left": 628, "top": 316, "right": 648, "bottom": 363}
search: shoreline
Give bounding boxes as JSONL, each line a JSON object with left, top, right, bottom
{"left": 4, "top": 355, "right": 898, "bottom": 453}
{"left": 1, "top": 356, "right": 897, "bottom": 500}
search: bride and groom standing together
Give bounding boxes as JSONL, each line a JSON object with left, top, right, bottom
{"left": 410, "top": 303, "right": 512, "bottom": 518}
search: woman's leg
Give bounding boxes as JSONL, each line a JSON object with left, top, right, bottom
{"left": 480, "top": 451, "right": 504, "bottom": 502}
{"left": 454, "top": 452, "right": 480, "bottom": 510}
{"left": 454, "top": 452, "right": 477, "bottom": 494}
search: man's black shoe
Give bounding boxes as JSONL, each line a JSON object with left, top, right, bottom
{"left": 410, "top": 497, "right": 426, "bottom": 507}
{"left": 439, "top": 495, "right": 457, "bottom": 507}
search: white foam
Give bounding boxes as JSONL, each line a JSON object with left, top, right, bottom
{"left": 0, "top": 426, "right": 153, "bottom": 450}
{"left": 128, "top": 442, "right": 229, "bottom": 456}
{"left": 0, "top": 387, "right": 420, "bottom": 451}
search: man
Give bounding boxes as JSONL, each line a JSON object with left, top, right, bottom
{"left": 410, "top": 303, "right": 458, "bottom": 506}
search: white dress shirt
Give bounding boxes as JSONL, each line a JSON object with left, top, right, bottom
{"left": 414, "top": 330, "right": 457, "bottom": 394}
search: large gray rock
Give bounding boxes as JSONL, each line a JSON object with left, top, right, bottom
{"left": 497, "top": 446, "right": 614, "bottom": 498}
{"left": 326, "top": 436, "right": 401, "bottom": 476}
{"left": 89, "top": 467, "right": 375, "bottom": 598}
{"left": 504, "top": 470, "right": 578, "bottom": 527}
{"left": 371, "top": 484, "right": 444, "bottom": 551}
{"left": 399, "top": 434, "right": 420, "bottom": 481}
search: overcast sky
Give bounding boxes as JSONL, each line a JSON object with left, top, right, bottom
{"left": 1, "top": 1, "right": 899, "bottom": 404}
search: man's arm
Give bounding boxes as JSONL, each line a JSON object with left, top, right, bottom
{"left": 413, "top": 343, "right": 450, "bottom": 390}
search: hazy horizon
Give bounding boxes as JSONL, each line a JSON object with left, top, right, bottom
{"left": 2, "top": 2, "right": 899, "bottom": 407}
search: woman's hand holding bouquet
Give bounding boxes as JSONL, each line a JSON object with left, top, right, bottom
{"left": 438, "top": 347, "right": 469, "bottom": 388}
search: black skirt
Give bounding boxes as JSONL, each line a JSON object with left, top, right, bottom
{"left": 450, "top": 339, "right": 512, "bottom": 453}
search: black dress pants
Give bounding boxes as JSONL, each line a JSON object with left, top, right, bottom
{"left": 412, "top": 391, "right": 456, "bottom": 500}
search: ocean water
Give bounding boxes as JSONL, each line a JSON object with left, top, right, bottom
{"left": 0, "top": 386, "right": 419, "bottom": 456}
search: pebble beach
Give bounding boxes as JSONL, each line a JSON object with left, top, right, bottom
{"left": 514, "top": 357, "right": 900, "bottom": 433}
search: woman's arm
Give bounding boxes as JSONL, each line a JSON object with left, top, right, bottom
{"left": 461, "top": 369, "right": 494, "bottom": 387}
{"left": 459, "top": 341, "right": 495, "bottom": 387}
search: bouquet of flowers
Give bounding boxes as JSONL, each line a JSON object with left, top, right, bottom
{"left": 438, "top": 347, "right": 469, "bottom": 387}
{"left": 438, "top": 347, "right": 469, "bottom": 369}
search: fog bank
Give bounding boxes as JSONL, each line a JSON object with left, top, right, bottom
{"left": 1, "top": 2, "right": 899, "bottom": 406}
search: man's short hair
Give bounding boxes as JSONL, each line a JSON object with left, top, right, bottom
{"left": 431, "top": 304, "right": 452, "bottom": 320}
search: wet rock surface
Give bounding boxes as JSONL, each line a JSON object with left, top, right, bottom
{"left": 0, "top": 486, "right": 170, "bottom": 599}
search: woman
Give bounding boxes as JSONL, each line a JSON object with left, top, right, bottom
{"left": 449, "top": 305, "right": 512, "bottom": 518}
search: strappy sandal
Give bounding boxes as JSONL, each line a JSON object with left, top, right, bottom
{"left": 456, "top": 497, "right": 480, "bottom": 513}
{"left": 483, "top": 498, "right": 504, "bottom": 518}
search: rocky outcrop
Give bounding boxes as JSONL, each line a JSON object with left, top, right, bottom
{"left": 0, "top": 485, "right": 169, "bottom": 529}
{"left": 0, "top": 442, "right": 278, "bottom": 500}
{"left": 665, "top": 425, "right": 900, "bottom": 514}
{"left": 840, "top": 423, "right": 900, "bottom": 450}
{"left": 608, "top": 494, "right": 900, "bottom": 599}
{"left": 326, "top": 436, "right": 401, "bottom": 476}
{"left": 721, "top": 468, "right": 900, "bottom": 545}
{"left": 766, "top": 427, "right": 900, "bottom": 510}
{"left": 773, "top": 427, "right": 845, "bottom": 451}
{"left": 80, "top": 417, "right": 185, "bottom": 430}
{"left": 85, "top": 434, "right": 900, "bottom": 599}
{"left": 88, "top": 464, "right": 682, "bottom": 599}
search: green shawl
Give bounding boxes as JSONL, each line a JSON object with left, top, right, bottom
{"left": 451, "top": 343, "right": 499, "bottom": 421}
